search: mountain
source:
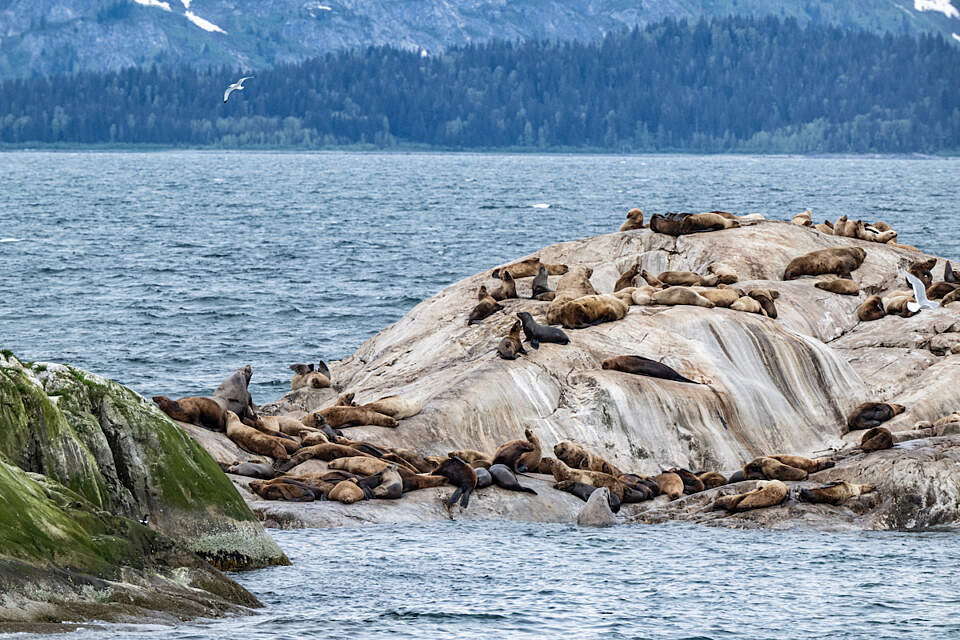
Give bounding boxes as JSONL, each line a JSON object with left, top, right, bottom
{"left": 0, "top": 0, "right": 958, "bottom": 80}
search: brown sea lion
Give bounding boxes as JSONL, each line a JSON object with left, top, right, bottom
{"left": 860, "top": 426, "right": 894, "bottom": 452}
{"left": 743, "top": 457, "right": 807, "bottom": 481}
{"left": 668, "top": 468, "right": 705, "bottom": 494}
{"left": 491, "top": 258, "right": 567, "bottom": 279}
{"left": 258, "top": 415, "right": 314, "bottom": 437}
{"left": 448, "top": 449, "right": 491, "bottom": 467}
{"left": 389, "top": 448, "right": 436, "bottom": 473}
{"left": 657, "top": 271, "right": 701, "bottom": 287}
{"left": 328, "top": 479, "right": 366, "bottom": 504}
{"left": 399, "top": 470, "right": 448, "bottom": 492}
{"left": 601, "top": 355, "right": 699, "bottom": 384}
{"left": 275, "top": 443, "right": 368, "bottom": 473}
{"left": 799, "top": 481, "right": 876, "bottom": 506}
{"left": 327, "top": 456, "right": 393, "bottom": 475}
{"left": 651, "top": 287, "right": 715, "bottom": 308}
{"left": 300, "top": 432, "right": 330, "bottom": 447}
{"left": 490, "top": 269, "right": 518, "bottom": 301}
{"left": 833, "top": 215, "right": 848, "bottom": 237}
{"left": 468, "top": 285, "right": 504, "bottom": 325}
{"left": 492, "top": 440, "right": 535, "bottom": 472}
{"left": 945, "top": 261, "right": 959, "bottom": 284}
{"left": 730, "top": 296, "right": 764, "bottom": 314}
{"left": 520, "top": 428, "right": 542, "bottom": 472}
{"left": 214, "top": 365, "right": 257, "bottom": 421}
{"left": 431, "top": 456, "right": 478, "bottom": 508}
{"left": 531, "top": 265, "right": 552, "bottom": 298}
{"left": 361, "top": 396, "right": 421, "bottom": 419}
{"left": 792, "top": 209, "right": 812, "bottom": 226}
{"left": 815, "top": 278, "right": 860, "bottom": 295}
{"left": 857, "top": 295, "right": 885, "bottom": 321}
{"left": 545, "top": 293, "right": 576, "bottom": 325}
{"left": 768, "top": 455, "right": 835, "bottom": 474}
{"left": 783, "top": 247, "right": 866, "bottom": 280}
{"left": 497, "top": 320, "right": 527, "bottom": 360}
{"left": 648, "top": 212, "right": 687, "bottom": 236}
{"left": 653, "top": 472, "right": 684, "bottom": 500}
{"left": 289, "top": 363, "right": 331, "bottom": 390}
{"left": 640, "top": 269, "right": 664, "bottom": 287}
{"left": 619, "top": 208, "right": 644, "bottom": 231}
{"left": 708, "top": 262, "right": 739, "bottom": 285}
{"left": 248, "top": 477, "right": 315, "bottom": 502}
{"left": 883, "top": 293, "right": 918, "bottom": 318}
{"left": 334, "top": 392, "right": 356, "bottom": 407}
{"left": 556, "top": 266, "right": 597, "bottom": 298}
{"left": 846, "top": 402, "right": 905, "bottom": 431}
{"left": 694, "top": 285, "right": 740, "bottom": 308}
{"left": 697, "top": 471, "right": 728, "bottom": 489}
{"left": 942, "top": 288, "right": 960, "bottom": 306}
{"left": 373, "top": 465, "right": 403, "bottom": 499}
{"left": 225, "top": 411, "right": 289, "bottom": 461}
{"left": 548, "top": 459, "right": 625, "bottom": 500}
{"left": 559, "top": 294, "right": 628, "bottom": 329}
{"left": 309, "top": 406, "right": 399, "bottom": 429}
{"left": 714, "top": 480, "right": 788, "bottom": 512}
{"left": 614, "top": 263, "right": 639, "bottom": 292}
{"left": 926, "top": 282, "right": 960, "bottom": 299}
{"left": 814, "top": 221, "right": 834, "bottom": 235}
{"left": 747, "top": 289, "right": 779, "bottom": 318}
{"left": 554, "top": 441, "right": 622, "bottom": 476}
{"left": 152, "top": 395, "right": 227, "bottom": 432}
{"left": 680, "top": 212, "right": 739, "bottom": 234}
{"left": 629, "top": 285, "right": 659, "bottom": 306}
{"left": 908, "top": 257, "right": 937, "bottom": 288}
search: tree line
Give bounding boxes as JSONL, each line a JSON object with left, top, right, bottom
{"left": 0, "top": 16, "right": 957, "bottom": 152}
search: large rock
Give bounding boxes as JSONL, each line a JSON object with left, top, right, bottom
{"left": 0, "top": 352, "right": 288, "bottom": 626}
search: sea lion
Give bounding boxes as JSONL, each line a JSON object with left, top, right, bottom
{"left": 447, "top": 449, "right": 491, "bottom": 467}
{"left": 488, "top": 464, "right": 537, "bottom": 495}
{"left": 883, "top": 293, "right": 918, "bottom": 318}
{"left": 468, "top": 285, "right": 504, "bottom": 325}
{"left": 556, "top": 266, "right": 597, "bottom": 298}
{"left": 328, "top": 479, "right": 366, "bottom": 504}
{"left": 945, "top": 261, "right": 959, "bottom": 284}
{"left": 531, "top": 265, "right": 552, "bottom": 299}
{"left": 630, "top": 285, "right": 659, "bottom": 306}
{"left": 747, "top": 289, "right": 779, "bottom": 318}
{"left": 516, "top": 311, "right": 569, "bottom": 349}
{"left": 639, "top": 269, "right": 664, "bottom": 287}
{"left": 926, "top": 281, "right": 959, "bottom": 299}
{"left": 694, "top": 285, "right": 740, "bottom": 308}
{"left": 782, "top": 247, "right": 866, "bottom": 280}
{"left": 373, "top": 465, "right": 403, "bottom": 499}
{"left": 942, "top": 288, "right": 960, "bottom": 306}
{"left": 520, "top": 428, "right": 542, "bottom": 472}
{"left": 213, "top": 365, "right": 257, "bottom": 421}
{"left": 908, "top": 257, "right": 937, "bottom": 288}
{"left": 799, "top": 481, "right": 876, "bottom": 506}
{"left": 533, "top": 291, "right": 556, "bottom": 301}
{"left": 309, "top": 406, "right": 398, "bottom": 428}
{"left": 708, "top": 262, "right": 738, "bottom": 285}
{"left": 361, "top": 396, "right": 421, "bottom": 420}
{"left": 328, "top": 456, "right": 392, "bottom": 476}
{"left": 497, "top": 320, "right": 527, "bottom": 360}
{"left": 730, "top": 296, "right": 763, "bottom": 314}
{"left": 553, "top": 441, "right": 622, "bottom": 476}
{"left": 614, "top": 263, "right": 639, "bottom": 292}
{"left": 668, "top": 468, "right": 705, "bottom": 494}
{"left": 492, "top": 440, "right": 535, "bottom": 472}
{"left": 727, "top": 469, "right": 746, "bottom": 483}
{"left": 601, "top": 355, "right": 699, "bottom": 384}
{"left": 559, "top": 294, "right": 628, "bottom": 329}
{"left": 714, "top": 480, "right": 788, "bottom": 512}
{"left": 152, "top": 395, "right": 227, "bottom": 432}
{"left": 289, "top": 363, "right": 331, "bottom": 390}
{"left": 545, "top": 293, "right": 576, "bottom": 325}
{"left": 658, "top": 271, "right": 707, "bottom": 287}
{"left": 846, "top": 402, "right": 905, "bottom": 431}
{"left": 395, "top": 469, "right": 445, "bottom": 492}
{"left": 259, "top": 415, "right": 315, "bottom": 437}
{"left": 274, "top": 443, "right": 368, "bottom": 473}
{"left": 768, "top": 455, "right": 835, "bottom": 474}
{"left": 652, "top": 472, "right": 684, "bottom": 500}
{"left": 225, "top": 411, "right": 289, "bottom": 461}
{"left": 548, "top": 459, "right": 625, "bottom": 500}
{"left": 227, "top": 461, "right": 275, "bottom": 479}
{"left": 619, "top": 208, "right": 644, "bottom": 231}
{"left": 697, "top": 471, "right": 728, "bottom": 489}
{"left": 474, "top": 467, "right": 493, "bottom": 489}
{"left": 792, "top": 209, "right": 812, "bottom": 226}
{"left": 814, "top": 220, "right": 834, "bottom": 235}
{"left": 861, "top": 426, "right": 894, "bottom": 452}
{"left": 833, "top": 215, "right": 848, "bottom": 237}
{"left": 248, "top": 477, "right": 315, "bottom": 502}
{"left": 490, "top": 269, "right": 518, "bottom": 301}
{"left": 431, "top": 456, "right": 478, "bottom": 508}
{"left": 650, "top": 287, "right": 715, "bottom": 308}
{"left": 857, "top": 295, "right": 885, "bottom": 321}
{"left": 743, "top": 457, "right": 807, "bottom": 481}
{"left": 815, "top": 278, "right": 860, "bottom": 295}
{"left": 389, "top": 448, "right": 436, "bottom": 473}
{"left": 679, "top": 212, "right": 739, "bottom": 234}
{"left": 555, "top": 480, "right": 622, "bottom": 513}
{"left": 491, "top": 258, "right": 567, "bottom": 279}
{"left": 649, "top": 212, "right": 688, "bottom": 236}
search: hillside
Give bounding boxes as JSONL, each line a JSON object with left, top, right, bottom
{"left": 0, "top": 0, "right": 957, "bottom": 80}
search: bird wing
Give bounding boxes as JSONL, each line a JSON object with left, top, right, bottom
{"left": 238, "top": 75, "right": 255, "bottom": 87}
{"left": 905, "top": 272, "right": 938, "bottom": 310}
{"left": 223, "top": 86, "right": 234, "bottom": 102}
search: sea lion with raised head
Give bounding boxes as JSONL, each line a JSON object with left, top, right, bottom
{"left": 743, "top": 457, "right": 807, "bottom": 481}
{"left": 653, "top": 472, "right": 684, "bottom": 500}
{"left": 492, "top": 439, "right": 535, "bottom": 472}
{"left": 490, "top": 269, "right": 518, "bottom": 301}
{"left": 747, "top": 288, "right": 779, "bottom": 318}
{"left": 497, "top": 320, "right": 527, "bottom": 360}
{"left": 488, "top": 464, "right": 537, "bottom": 495}
{"left": 559, "top": 294, "right": 628, "bottom": 329}
{"left": 601, "top": 355, "right": 699, "bottom": 384}
{"left": 619, "top": 208, "right": 644, "bottom": 231}
{"left": 520, "top": 428, "right": 542, "bottom": 472}
{"left": 815, "top": 278, "right": 860, "bottom": 296}
{"left": 668, "top": 468, "right": 705, "bottom": 494}
{"left": 799, "top": 482, "right": 876, "bottom": 506}
{"left": 783, "top": 247, "right": 866, "bottom": 280}
{"left": 814, "top": 220, "right": 834, "bottom": 235}
{"left": 530, "top": 265, "right": 552, "bottom": 299}
{"left": 908, "top": 257, "right": 937, "bottom": 288}
{"left": 553, "top": 441, "right": 622, "bottom": 476}
{"left": 640, "top": 269, "right": 664, "bottom": 287}
{"left": 152, "top": 395, "right": 227, "bottom": 432}
{"left": 468, "top": 285, "right": 504, "bottom": 325}
{"left": 846, "top": 402, "right": 905, "bottom": 431}
{"left": 650, "top": 287, "right": 715, "bottom": 308}
{"left": 857, "top": 295, "right": 885, "bottom": 321}
{"left": 214, "top": 365, "right": 257, "bottom": 421}
{"left": 289, "top": 363, "right": 331, "bottom": 390}
{"left": 860, "top": 426, "right": 894, "bottom": 452}
{"left": 714, "top": 480, "right": 788, "bottom": 512}
{"left": 614, "top": 263, "right": 639, "bottom": 292}
{"left": 516, "top": 311, "right": 569, "bottom": 349}
{"left": 556, "top": 266, "right": 597, "bottom": 298}
{"left": 431, "top": 456, "right": 478, "bottom": 509}
{"left": 833, "top": 215, "right": 848, "bottom": 237}
{"left": 945, "top": 261, "right": 959, "bottom": 284}
{"left": 225, "top": 411, "right": 289, "bottom": 461}
{"left": 792, "top": 209, "right": 812, "bottom": 226}
{"left": 309, "top": 406, "right": 399, "bottom": 429}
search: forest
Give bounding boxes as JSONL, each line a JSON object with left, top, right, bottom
{"left": 0, "top": 16, "right": 957, "bottom": 152}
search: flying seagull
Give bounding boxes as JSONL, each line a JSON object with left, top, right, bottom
{"left": 906, "top": 272, "right": 938, "bottom": 313}
{"left": 223, "top": 75, "right": 254, "bottom": 103}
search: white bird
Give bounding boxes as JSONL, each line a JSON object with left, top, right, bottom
{"left": 906, "top": 272, "right": 938, "bottom": 313}
{"left": 223, "top": 75, "right": 254, "bottom": 103}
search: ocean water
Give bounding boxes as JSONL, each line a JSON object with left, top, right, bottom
{"left": 1, "top": 151, "right": 958, "bottom": 401}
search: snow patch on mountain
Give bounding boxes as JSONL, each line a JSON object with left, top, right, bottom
{"left": 185, "top": 11, "right": 226, "bottom": 33}
{"left": 134, "top": 0, "right": 172, "bottom": 10}
{"left": 181, "top": 0, "right": 192, "bottom": 9}
{"left": 953, "top": 32, "right": 960, "bottom": 41}
{"left": 914, "top": 0, "right": 960, "bottom": 19}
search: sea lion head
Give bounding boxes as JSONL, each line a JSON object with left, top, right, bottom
{"left": 502, "top": 269, "right": 514, "bottom": 283}
{"left": 890, "top": 403, "right": 906, "bottom": 416}
{"left": 151, "top": 395, "right": 169, "bottom": 407}
{"left": 860, "top": 483, "right": 877, "bottom": 494}
{"left": 517, "top": 311, "right": 533, "bottom": 323}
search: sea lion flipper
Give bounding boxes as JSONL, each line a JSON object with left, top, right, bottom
{"left": 529, "top": 337, "right": 540, "bottom": 349}
{"left": 460, "top": 487, "right": 472, "bottom": 509}
{"left": 317, "top": 360, "right": 331, "bottom": 379}
{"left": 522, "top": 487, "right": 538, "bottom": 495}
{"left": 448, "top": 486, "right": 464, "bottom": 507}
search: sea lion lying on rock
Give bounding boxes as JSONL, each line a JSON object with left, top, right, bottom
{"left": 152, "top": 395, "right": 227, "bottom": 432}
{"left": 274, "top": 443, "right": 369, "bottom": 473}
{"left": 307, "top": 406, "right": 398, "bottom": 429}
{"left": 792, "top": 209, "right": 812, "bottom": 226}
{"left": 747, "top": 289, "right": 779, "bottom": 318}
{"left": 432, "top": 456, "right": 478, "bottom": 509}
{"left": 328, "top": 456, "right": 393, "bottom": 476}
{"left": 490, "top": 269, "right": 518, "bottom": 301}
{"left": 926, "top": 282, "right": 959, "bottom": 299}
{"left": 214, "top": 365, "right": 258, "bottom": 421}
{"left": 492, "top": 439, "right": 535, "bottom": 472}
{"left": 516, "top": 311, "right": 569, "bottom": 348}
{"left": 846, "top": 402, "right": 905, "bottom": 431}
{"left": 547, "top": 458, "right": 626, "bottom": 501}
{"left": 814, "top": 220, "right": 834, "bottom": 235}
{"left": 360, "top": 396, "right": 421, "bottom": 420}
{"left": 782, "top": 247, "right": 866, "bottom": 280}
{"left": 658, "top": 271, "right": 719, "bottom": 287}
{"left": 860, "top": 427, "right": 894, "bottom": 452}
{"left": 373, "top": 465, "right": 403, "bottom": 499}
{"left": 468, "top": 285, "right": 504, "bottom": 325}
{"left": 943, "top": 289, "right": 960, "bottom": 306}
{"left": 730, "top": 296, "right": 763, "bottom": 314}
{"left": 492, "top": 257, "right": 567, "bottom": 279}
{"left": 448, "top": 449, "right": 492, "bottom": 469}
{"left": 225, "top": 411, "right": 289, "bottom": 461}
{"left": 651, "top": 287, "right": 715, "bottom": 308}
{"left": 488, "top": 464, "right": 537, "bottom": 495}
{"left": 653, "top": 472, "right": 684, "bottom": 500}
{"left": 289, "top": 363, "right": 331, "bottom": 390}
{"left": 227, "top": 461, "right": 275, "bottom": 479}
{"left": 649, "top": 212, "right": 688, "bottom": 236}
{"left": 743, "top": 457, "right": 807, "bottom": 481}
{"left": 554, "top": 441, "right": 621, "bottom": 476}
{"left": 799, "top": 482, "right": 876, "bottom": 506}
{"left": 908, "top": 257, "right": 937, "bottom": 288}
{"left": 857, "top": 295, "right": 885, "bottom": 321}
{"left": 815, "top": 277, "right": 860, "bottom": 295}
{"left": 707, "top": 262, "right": 739, "bottom": 284}
{"left": 714, "top": 480, "right": 788, "bottom": 512}
{"left": 544, "top": 293, "right": 575, "bottom": 325}
{"left": 601, "top": 355, "right": 699, "bottom": 384}
{"left": 680, "top": 212, "right": 740, "bottom": 234}
{"left": 693, "top": 285, "right": 740, "bottom": 307}
{"left": 249, "top": 477, "right": 315, "bottom": 501}
{"left": 668, "top": 468, "right": 705, "bottom": 494}
{"left": 619, "top": 208, "right": 644, "bottom": 231}
{"left": 328, "top": 479, "right": 367, "bottom": 504}
{"left": 697, "top": 471, "right": 728, "bottom": 489}
{"left": 497, "top": 320, "right": 527, "bottom": 360}
{"left": 556, "top": 266, "right": 597, "bottom": 298}
{"left": 559, "top": 294, "right": 628, "bottom": 329}
{"left": 883, "top": 292, "right": 918, "bottom": 318}
{"left": 474, "top": 467, "right": 493, "bottom": 489}
{"left": 768, "top": 455, "right": 835, "bottom": 474}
